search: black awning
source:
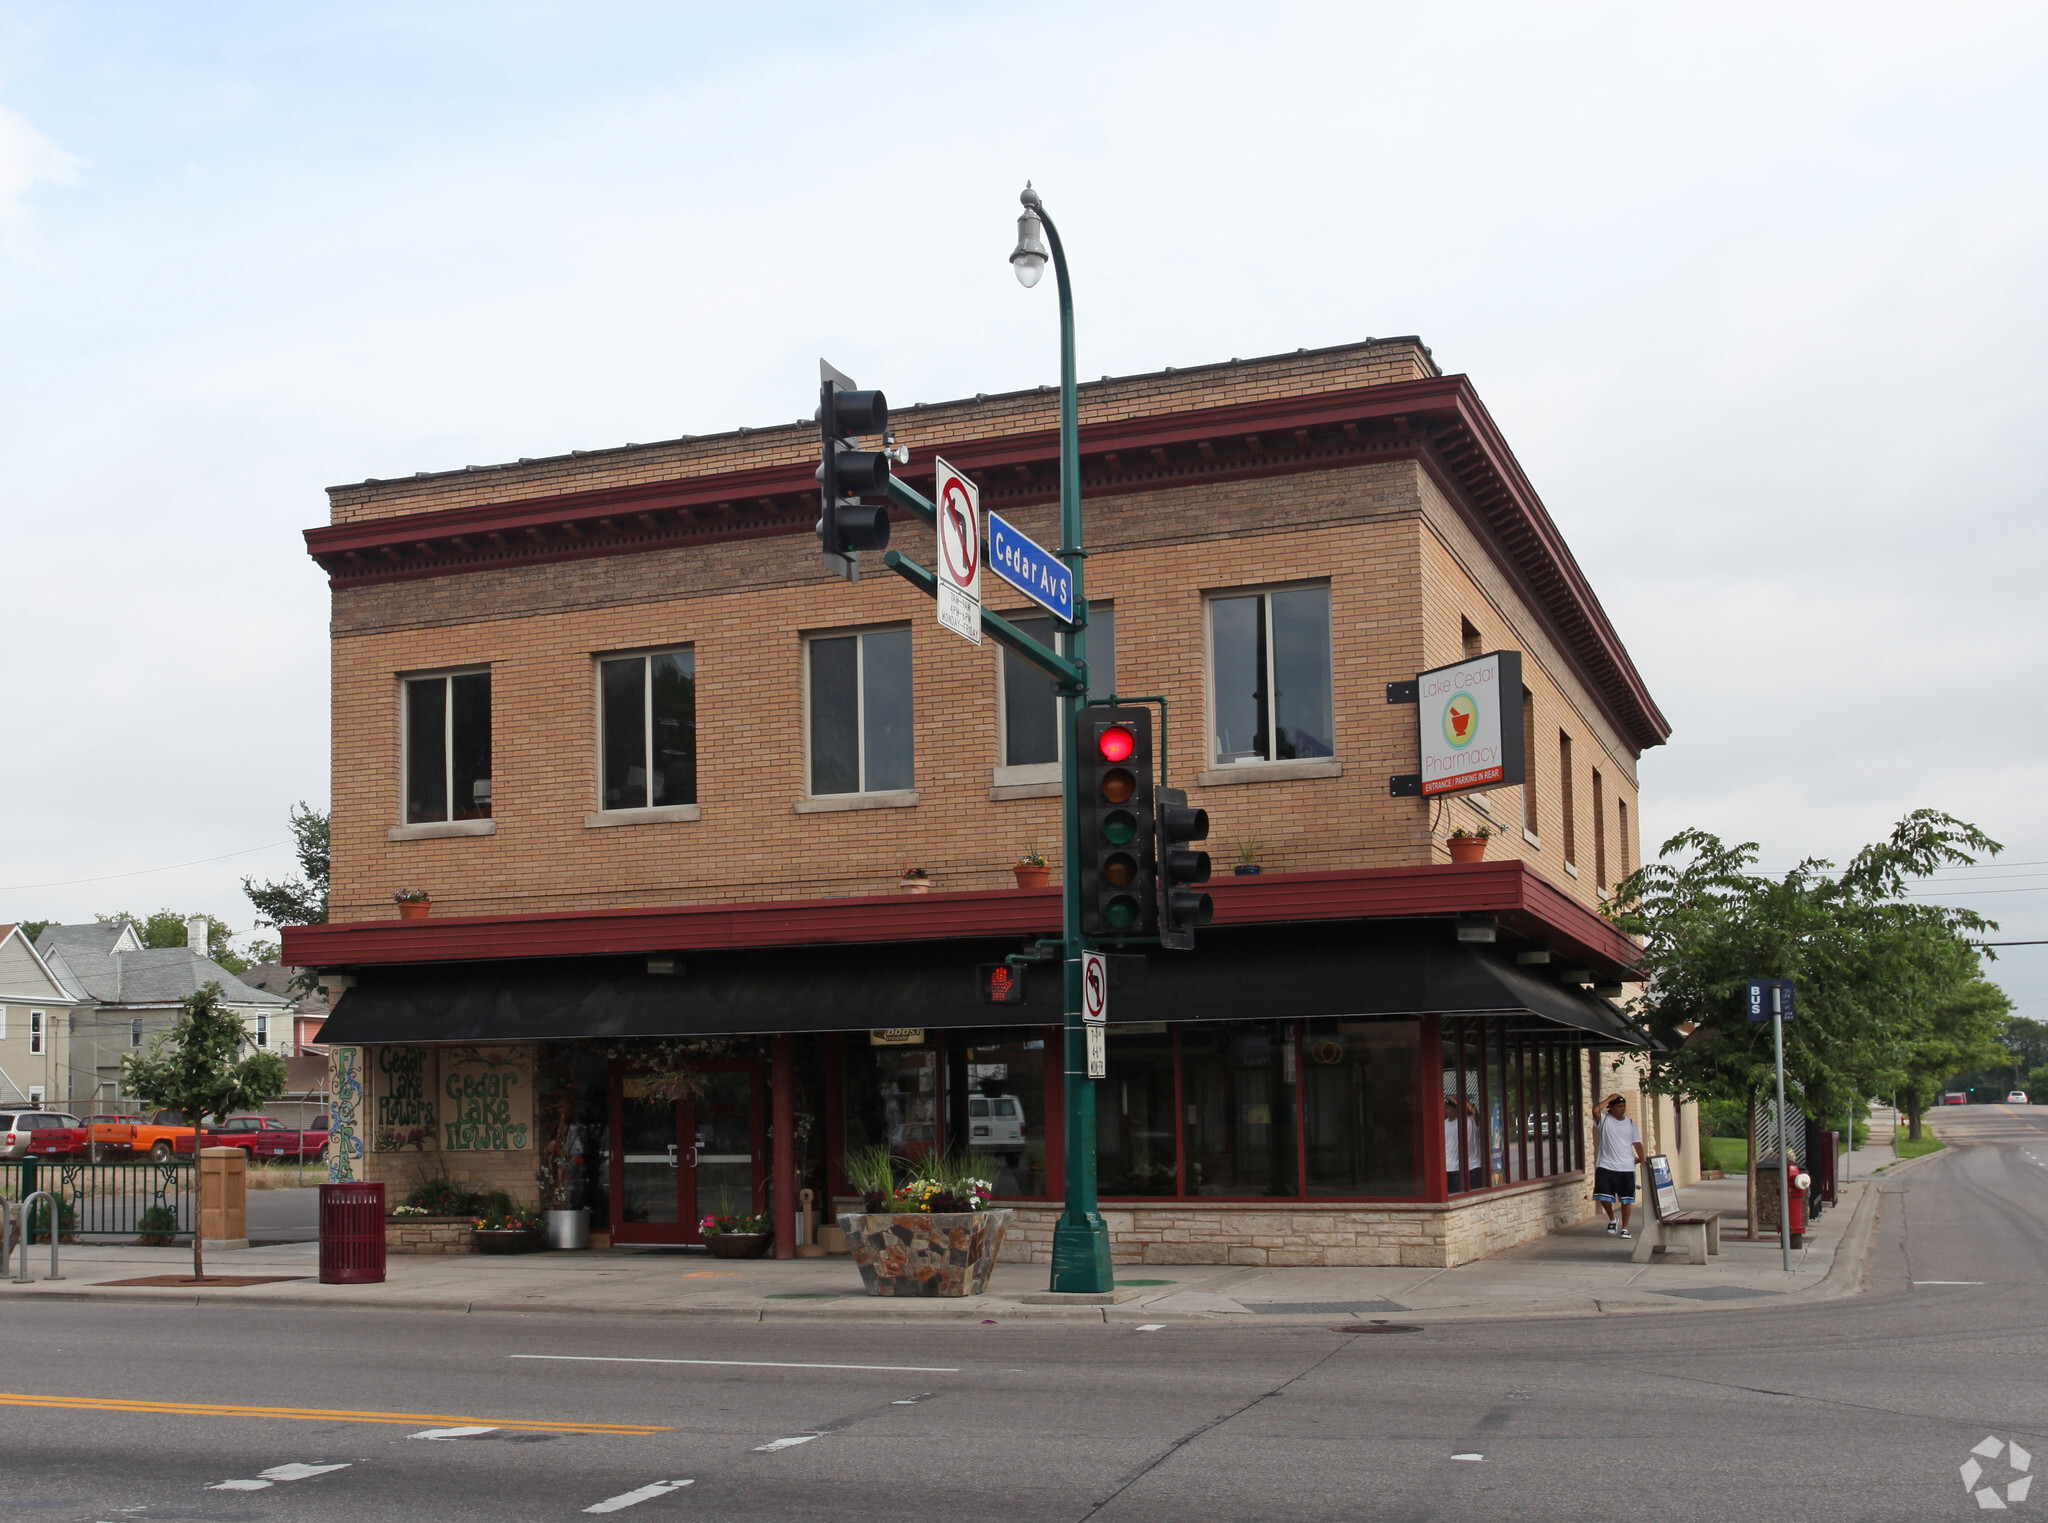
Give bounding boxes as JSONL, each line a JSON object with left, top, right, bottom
{"left": 317, "top": 921, "right": 1642, "bottom": 1047}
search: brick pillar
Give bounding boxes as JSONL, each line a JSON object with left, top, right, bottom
{"left": 199, "top": 1147, "right": 248, "bottom": 1250}
{"left": 772, "top": 1034, "right": 796, "bottom": 1260}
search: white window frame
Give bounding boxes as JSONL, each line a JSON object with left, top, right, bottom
{"left": 0, "top": 1006, "right": 7, "bottom": 1040}
{"left": 398, "top": 664, "right": 493, "bottom": 824}
{"left": 799, "top": 625, "right": 918, "bottom": 812}
{"left": 255, "top": 1014, "right": 269, "bottom": 1050}
{"left": 27, "top": 1085, "right": 43, "bottom": 1107}
{"left": 992, "top": 603, "right": 1114, "bottom": 791}
{"left": 29, "top": 1010, "right": 44, "bottom": 1055}
{"left": 129, "top": 1018, "right": 143, "bottom": 1049}
{"left": 589, "top": 645, "right": 701, "bottom": 826}
{"left": 1198, "top": 580, "right": 1341, "bottom": 785}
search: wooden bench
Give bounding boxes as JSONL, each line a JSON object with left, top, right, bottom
{"left": 1631, "top": 1209, "right": 1724, "bottom": 1266}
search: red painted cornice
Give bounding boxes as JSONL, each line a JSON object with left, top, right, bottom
{"left": 282, "top": 861, "right": 1640, "bottom": 980}
{"left": 303, "top": 375, "right": 1668, "bottom": 750}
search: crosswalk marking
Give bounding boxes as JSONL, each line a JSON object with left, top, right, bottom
{"left": 584, "top": 1480, "right": 695, "bottom": 1513}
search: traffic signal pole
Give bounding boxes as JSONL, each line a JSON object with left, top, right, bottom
{"left": 1033, "top": 191, "right": 1113, "bottom": 1294}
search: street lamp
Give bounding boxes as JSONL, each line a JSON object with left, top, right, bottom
{"left": 1010, "top": 181, "right": 1111, "bottom": 1294}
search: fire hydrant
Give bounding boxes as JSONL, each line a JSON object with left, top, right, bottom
{"left": 1786, "top": 1160, "right": 1812, "bottom": 1245}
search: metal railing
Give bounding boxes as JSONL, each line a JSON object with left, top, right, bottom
{"left": 0, "top": 1159, "right": 194, "bottom": 1241}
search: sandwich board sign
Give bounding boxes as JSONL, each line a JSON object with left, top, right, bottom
{"left": 933, "top": 458, "right": 982, "bottom": 645}
{"left": 1416, "top": 650, "right": 1525, "bottom": 797}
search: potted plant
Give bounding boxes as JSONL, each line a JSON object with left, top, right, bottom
{"left": 699, "top": 1192, "right": 772, "bottom": 1258}
{"left": 837, "top": 1146, "right": 1014, "bottom": 1298}
{"left": 394, "top": 888, "right": 432, "bottom": 920}
{"left": 471, "top": 1205, "right": 546, "bottom": 1254}
{"left": 1233, "top": 836, "right": 1265, "bottom": 876}
{"left": 1013, "top": 846, "right": 1051, "bottom": 889}
{"left": 899, "top": 866, "right": 931, "bottom": 894}
{"left": 1447, "top": 825, "right": 1494, "bottom": 864}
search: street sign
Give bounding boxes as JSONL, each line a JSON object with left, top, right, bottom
{"left": 988, "top": 511, "right": 1073, "bottom": 624}
{"left": 1412, "top": 651, "right": 1525, "bottom": 798}
{"left": 933, "top": 458, "right": 982, "bottom": 645}
{"left": 1081, "top": 950, "right": 1108, "bottom": 1025}
{"left": 1085, "top": 1024, "right": 1106, "bottom": 1078}
{"left": 1746, "top": 978, "right": 1796, "bottom": 1022}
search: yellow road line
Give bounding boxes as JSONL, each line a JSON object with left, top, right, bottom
{"left": 0, "top": 1393, "right": 669, "bottom": 1433}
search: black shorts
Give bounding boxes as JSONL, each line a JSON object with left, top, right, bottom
{"left": 1593, "top": 1166, "right": 1637, "bottom": 1203}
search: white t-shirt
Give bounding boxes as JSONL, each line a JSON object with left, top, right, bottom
{"left": 1595, "top": 1113, "right": 1641, "bottom": 1172}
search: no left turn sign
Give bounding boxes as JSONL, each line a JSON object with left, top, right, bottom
{"left": 1082, "top": 950, "right": 1108, "bottom": 1025}
{"left": 934, "top": 457, "right": 981, "bottom": 645}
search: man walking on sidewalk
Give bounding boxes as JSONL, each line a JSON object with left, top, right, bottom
{"left": 1593, "top": 1093, "right": 1646, "bottom": 1239}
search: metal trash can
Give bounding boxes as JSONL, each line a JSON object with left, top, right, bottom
{"left": 319, "top": 1180, "right": 386, "bottom": 1284}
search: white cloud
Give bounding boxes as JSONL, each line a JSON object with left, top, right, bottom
{"left": 0, "top": 102, "right": 79, "bottom": 235}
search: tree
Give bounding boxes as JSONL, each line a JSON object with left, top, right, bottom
{"left": 121, "top": 981, "right": 288, "bottom": 1282}
{"left": 242, "top": 803, "right": 329, "bottom": 930}
{"left": 17, "top": 920, "right": 53, "bottom": 944}
{"left": 97, "top": 910, "right": 252, "bottom": 975}
{"left": 1612, "top": 809, "right": 2005, "bottom": 1134}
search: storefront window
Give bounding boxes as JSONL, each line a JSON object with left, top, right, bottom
{"left": 1443, "top": 1021, "right": 1482, "bottom": 1194}
{"left": 1182, "top": 1021, "right": 1298, "bottom": 1197}
{"left": 958, "top": 1029, "right": 1049, "bottom": 1198}
{"left": 1100, "top": 1026, "right": 1178, "bottom": 1195}
{"left": 842, "top": 1041, "right": 940, "bottom": 1169}
{"left": 1304, "top": 1019, "right": 1420, "bottom": 1197}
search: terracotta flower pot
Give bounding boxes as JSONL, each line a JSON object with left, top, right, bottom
{"left": 704, "top": 1232, "right": 772, "bottom": 1259}
{"left": 398, "top": 901, "right": 431, "bottom": 920}
{"left": 1447, "top": 837, "right": 1488, "bottom": 864}
{"left": 1013, "top": 865, "right": 1051, "bottom": 888}
{"left": 899, "top": 880, "right": 931, "bottom": 894}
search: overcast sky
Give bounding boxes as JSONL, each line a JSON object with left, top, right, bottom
{"left": 3, "top": 2, "right": 2044, "bottom": 1020}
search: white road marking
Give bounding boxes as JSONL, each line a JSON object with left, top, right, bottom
{"left": 1451, "top": 1453, "right": 1485, "bottom": 1461}
{"left": 1915, "top": 1281, "right": 1985, "bottom": 1286}
{"left": 261, "top": 1463, "right": 350, "bottom": 1481}
{"left": 208, "top": 1461, "right": 351, "bottom": 1490}
{"left": 1135, "top": 1324, "right": 1167, "bottom": 1332}
{"left": 584, "top": 1480, "right": 694, "bottom": 1513}
{"left": 411, "top": 1425, "right": 501, "bottom": 1439}
{"left": 754, "top": 1435, "right": 819, "bottom": 1452}
{"left": 513, "top": 1355, "right": 959, "bottom": 1373}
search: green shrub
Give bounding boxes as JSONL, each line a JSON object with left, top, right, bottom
{"left": 137, "top": 1205, "right": 180, "bottom": 1246}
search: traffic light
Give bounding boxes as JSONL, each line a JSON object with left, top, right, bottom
{"left": 1077, "top": 706, "right": 1155, "bottom": 938}
{"left": 979, "top": 963, "right": 1029, "bottom": 1005}
{"left": 1155, "top": 785, "right": 1213, "bottom": 951}
{"left": 816, "top": 359, "right": 892, "bottom": 573}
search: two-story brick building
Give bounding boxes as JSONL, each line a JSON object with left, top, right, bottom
{"left": 285, "top": 338, "right": 1673, "bottom": 1270}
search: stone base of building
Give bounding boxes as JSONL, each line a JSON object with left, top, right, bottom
{"left": 993, "top": 1175, "right": 1594, "bottom": 1270}
{"left": 386, "top": 1216, "right": 474, "bottom": 1254}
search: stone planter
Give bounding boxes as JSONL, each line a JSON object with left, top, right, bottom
{"left": 386, "top": 1215, "right": 474, "bottom": 1254}
{"left": 471, "top": 1227, "right": 546, "bottom": 1255}
{"left": 839, "top": 1209, "right": 1014, "bottom": 1297}
{"left": 704, "top": 1232, "right": 771, "bottom": 1259}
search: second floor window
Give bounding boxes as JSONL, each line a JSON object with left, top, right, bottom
{"left": 808, "top": 627, "right": 912, "bottom": 796}
{"left": 29, "top": 1010, "right": 44, "bottom": 1055}
{"left": 1002, "top": 605, "right": 1116, "bottom": 766}
{"left": 255, "top": 1014, "right": 270, "bottom": 1050}
{"left": 130, "top": 1018, "right": 143, "bottom": 1049}
{"left": 600, "top": 650, "right": 697, "bottom": 810}
{"left": 1209, "top": 584, "right": 1334, "bottom": 764}
{"left": 404, "top": 671, "right": 492, "bottom": 824}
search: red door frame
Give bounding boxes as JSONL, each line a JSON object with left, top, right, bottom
{"left": 606, "top": 1058, "right": 766, "bottom": 1245}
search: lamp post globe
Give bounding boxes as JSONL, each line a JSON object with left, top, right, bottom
{"left": 1010, "top": 209, "right": 1049, "bottom": 288}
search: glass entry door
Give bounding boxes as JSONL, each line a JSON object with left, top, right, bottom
{"left": 608, "top": 1064, "right": 764, "bottom": 1245}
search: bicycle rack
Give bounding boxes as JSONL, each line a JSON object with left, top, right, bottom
{"left": 0, "top": 1198, "right": 12, "bottom": 1278}
{"left": 13, "top": 1191, "right": 64, "bottom": 1283}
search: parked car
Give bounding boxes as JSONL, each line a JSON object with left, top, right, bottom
{"left": 299, "top": 1115, "right": 331, "bottom": 1158}
{"left": 0, "top": 1111, "right": 90, "bottom": 1160}
{"left": 1941, "top": 1092, "right": 1969, "bottom": 1106}
{"left": 2008, "top": 1091, "right": 2030, "bottom": 1104}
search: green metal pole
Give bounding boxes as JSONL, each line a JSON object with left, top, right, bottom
{"left": 1034, "top": 190, "right": 1111, "bottom": 1294}
{"left": 1773, "top": 992, "right": 1791, "bottom": 1272}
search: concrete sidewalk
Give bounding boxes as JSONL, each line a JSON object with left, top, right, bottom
{"left": 2, "top": 1173, "right": 1883, "bottom": 1327}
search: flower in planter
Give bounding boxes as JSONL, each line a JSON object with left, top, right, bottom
{"left": 472, "top": 1211, "right": 536, "bottom": 1232}
{"left": 393, "top": 888, "right": 431, "bottom": 903}
{"left": 1016, "top": 846, "right": 1050, "bottom": 868}
{"left": 699, "top": 1211, "right": 768, "bottom": 1236}
{"left": 900, "top": 866, "right": 929, "bottom": 880}
{"left": 1448, "top": 826, "right": 1495, "bottom": 840}
{"left": 390, "top": 1204, "right": 430, "bottom": 1217}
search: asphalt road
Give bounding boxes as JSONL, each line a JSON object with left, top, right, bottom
{"left": 2, "top": 1108, "right": 2044, "bottom": 1522}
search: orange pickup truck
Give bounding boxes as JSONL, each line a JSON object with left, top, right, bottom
{"left": 88, "top": 1110, "right": 204, "bottom": 1163}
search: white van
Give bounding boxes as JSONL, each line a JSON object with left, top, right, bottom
{"left": 969, "top": 1094, "right": 1027, "bottom": 1162}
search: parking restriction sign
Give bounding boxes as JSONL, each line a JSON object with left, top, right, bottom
{"left": 1081, "top": 950, "right": 1108, "bottom": 1025}
{"left": 1085, "top": 1025, "right": 1106, "bottom": 1078}
{"left": 933, "top": 457, "right": 981, "bottom": 645}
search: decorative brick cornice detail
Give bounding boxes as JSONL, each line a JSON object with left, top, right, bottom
{"left": 283, "top": 860, "right": 1641, "bottom": 981}
{"left": 303, "top": 375, "right": 1668, "bottom": 750}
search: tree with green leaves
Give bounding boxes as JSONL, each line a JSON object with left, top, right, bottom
{"left": 121, "top": 981, "right": 288, "bottom": 1281}
{"left": 1611, "top": 809, "right": 2005, "bottom": 1138}
{"left": 242, "top": 803, "right": 329, "bottom": 931}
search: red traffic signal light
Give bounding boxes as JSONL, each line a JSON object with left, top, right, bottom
{"left": 1097, "top": 724, "right": 1136, "bottom": 763}
{"left": 980, "top": 963, "right": 1028, "bottom": 1005}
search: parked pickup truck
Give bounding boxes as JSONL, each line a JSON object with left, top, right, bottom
{"left": 212, "top": 1115, "right": 317, "bottom": 1161}
{"left": 0, "top": 1110, "right": 91, "bottom": 1161}
{"left": 87, "top": 1111, "right": 325, "bottom": 1163}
